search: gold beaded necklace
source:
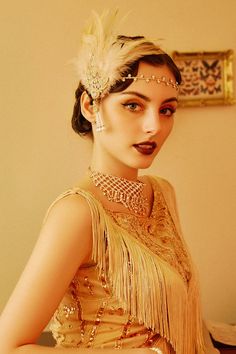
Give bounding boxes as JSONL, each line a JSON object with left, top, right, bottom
{"left": 89, "top": 168, "right": 148, "bottom": 216}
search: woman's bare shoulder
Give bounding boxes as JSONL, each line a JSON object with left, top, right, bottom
{"left": 44, "top": 189, "right": 92, "bottom": 223}
{"left": 41, "top": 189, "right": 94, "bottom": 258}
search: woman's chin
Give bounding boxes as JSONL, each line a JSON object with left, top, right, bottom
{"left": 131, "top": 158, "right": 157, "bottom": 170}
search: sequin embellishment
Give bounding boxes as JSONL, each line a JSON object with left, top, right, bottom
{"left": 100, "top": 269, "right": 110, "bottom": 295}
{"left": 63, "top": 304, "right": 76, "bottom": 318}
{"left": 87, "top": 301, "right": 107, "bottom": 347}
{"left": 84, "top": 276, "right": 94, "bottom": 295}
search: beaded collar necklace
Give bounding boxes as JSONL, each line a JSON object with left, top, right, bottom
{"left": 89, "top": 168, "right": 148, "bottom": 216}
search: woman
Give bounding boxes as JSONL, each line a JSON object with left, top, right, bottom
{"left": 0, "top": 10, "right": 218, "bottom": 354}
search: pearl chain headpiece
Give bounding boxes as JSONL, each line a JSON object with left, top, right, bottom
{"left": 122, "top": 73, "right": 179, "bottom": 90}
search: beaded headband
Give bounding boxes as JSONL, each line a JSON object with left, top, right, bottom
{"left": 122, "top": 73, "right": 179, "bottom": 90}
{"left": 74, "top": 10, "right": 169, "bottom": 101}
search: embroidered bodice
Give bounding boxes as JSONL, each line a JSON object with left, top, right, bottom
{"left": 49, "top": 176, "right": 205, "bottom": 353}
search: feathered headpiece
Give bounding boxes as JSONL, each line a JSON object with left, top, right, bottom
{"left": 74, "top": 9, "right": 164, "bottom": 100}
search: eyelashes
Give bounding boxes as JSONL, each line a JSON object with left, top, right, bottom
{"left": 122, "top": 102, "right": 177, "bottom": 117}
{"left": 160, "top": 106, "right": 176, "bottom": 117}
{"left": 122, "top": 102, "right": 142, "bottom": 112}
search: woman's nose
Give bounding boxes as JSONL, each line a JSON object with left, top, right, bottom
{"left": 143, "top": 111, "right": 161, "bottom": 135}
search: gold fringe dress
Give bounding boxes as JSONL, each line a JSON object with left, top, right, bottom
{"left": 49, "top": 176, "right": 207, "bottom": 353}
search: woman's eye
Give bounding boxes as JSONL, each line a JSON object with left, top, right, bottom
{"left": 160, "top": 106, "right": 176, "bottom": 117}
{"left": 122, "top": 102, "right": 142, "bottom": 112}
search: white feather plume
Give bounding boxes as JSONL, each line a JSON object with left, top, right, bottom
{"left": 75, "top": 9, "right": 163, "bottom": 100}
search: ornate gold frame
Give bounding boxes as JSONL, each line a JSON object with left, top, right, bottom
{"left": 172, "top": 50, "right": 235, "bottom": 107}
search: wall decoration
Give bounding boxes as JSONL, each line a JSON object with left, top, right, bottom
{"left": 172, "top": 50, "right": 235, "bottom": 107}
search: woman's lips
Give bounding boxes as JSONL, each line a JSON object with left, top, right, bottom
{"left": 133, "top": 142, "right": 157, "bottom": 155}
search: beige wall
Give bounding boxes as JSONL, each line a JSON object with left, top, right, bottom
{"left": 0, "top": 0, "right": 235, "bottom": 324}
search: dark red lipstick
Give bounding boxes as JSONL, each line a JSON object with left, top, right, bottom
{"left": 133, "top": 141, "right": 157, "bottom": 155}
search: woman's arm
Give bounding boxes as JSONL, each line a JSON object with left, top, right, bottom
{"left": 0, "top": 193, "right": 95, "bottom": 353}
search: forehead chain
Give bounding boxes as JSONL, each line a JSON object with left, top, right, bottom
{"left": 122, "top": 74, "right": 179, "bottom": 91}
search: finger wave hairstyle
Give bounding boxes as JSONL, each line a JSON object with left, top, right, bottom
{"left": 71, "top": 36, "right": 182, "bottom": 137}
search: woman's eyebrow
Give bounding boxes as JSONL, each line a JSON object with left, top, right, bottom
{"left": 162, "top": 97, "right": 179, "bottom": 104}
{"left": 121, "top": 91, "right": 178, "bottom": 104}
{"left": 121, "top": 91, "right": 151, "bottom": 101}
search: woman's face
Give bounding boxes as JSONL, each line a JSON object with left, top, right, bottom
{"left": 92, "top": 62, "right": 179, "bottom": 177}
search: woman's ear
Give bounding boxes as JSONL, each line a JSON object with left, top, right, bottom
{"left": 80, "top": 91, "right": 95, "bottom": 123}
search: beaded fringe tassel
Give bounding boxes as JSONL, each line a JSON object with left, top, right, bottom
{"left": 95, "top": 112, "right": 105, "bottom": 132}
